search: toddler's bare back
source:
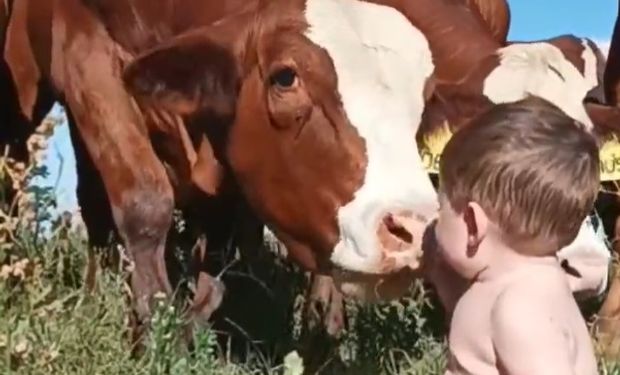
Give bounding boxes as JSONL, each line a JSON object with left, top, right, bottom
{"left": 446, "top": 260, "right": 597, "bottom": 375}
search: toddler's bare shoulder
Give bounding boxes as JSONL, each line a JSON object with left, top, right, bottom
{"left": 491, "top": 274, "right": 566, "bottom": 324}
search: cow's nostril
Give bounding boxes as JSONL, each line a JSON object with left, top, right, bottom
{"left": 383, "top": 214, "right": 413, "bottom": 244}
{"left": 376, "top": 212, "right": 427, "bottom": 271}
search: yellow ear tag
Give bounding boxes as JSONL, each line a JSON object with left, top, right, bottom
{"left": 599, "top": 134, "right": 620, "bottom": 182}
{"left": 419, "top": 122, "right": 620, "bottom": 183}
{"left": 419, "top": 121, "right": 453, "bottom": 175}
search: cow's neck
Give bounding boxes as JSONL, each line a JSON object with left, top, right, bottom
{"left": 366, "top": 0, "right": 500, "bottom": 84}
{"left": 605, "top": 1, "right": 620, "bottom": 106}
{"left": 82, "top": 0, "right": 253, "bottom": 54}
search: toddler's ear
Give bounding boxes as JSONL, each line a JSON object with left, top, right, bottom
{"left": 464, "top": 201, "right": 488, "bottom": 256}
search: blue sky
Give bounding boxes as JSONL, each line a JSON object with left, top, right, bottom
{"left": 508, "top": 1, "right": 616, "bottom": 42}
{"left": 36, "top": 1, "right": 619, "bottom": 217}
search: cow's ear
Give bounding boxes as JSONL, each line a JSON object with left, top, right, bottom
{"left": 585, "top": 102, "right": 620, "bottom": 138}
{"left": 122, "top": 29, "right": 242, "bottom": 118}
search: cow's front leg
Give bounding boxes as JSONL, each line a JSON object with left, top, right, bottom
{"left": 298, "top": 274, "right": 346, "bottom": 374}
{"left": 61, "top": 30, "right": 174, "bottom": 344}
{"left": 186, "top": 235, "right": 225, "bottom": 328}
{"left": 305, "top": 274, "right": 346, "bottom": 338}
{"left": 596, "top": 277, "right": 620, "bottom": 357}
{"left": 596, "top": 215, "right": 620, "bottom": 357}
{"left": 66, "top": 109, "right": 119, "bottom": 256}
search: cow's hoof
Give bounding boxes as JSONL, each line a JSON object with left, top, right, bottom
{"left": 190, "top": 273, "right": 226, "bottom": 325}
{"left": 297, "top": 275, "right": 347, "bottom": 374}
{"left": 125, "top": 291, "right": 176, "bottom": 357}
{"left": 127, "top": 307, "right": 151, "bottom": 358}
{"left": 182, "top": 273, "right": 225, "bottom": 346}
{"left": 298, "top": 326, "right": 343, "bottom": 375}
{"left": 305, "top": 275, "right": 346, "bottom": 338}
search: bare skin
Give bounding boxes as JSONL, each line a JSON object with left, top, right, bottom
{"left": 445, "top": 259, "right": 597, "bottom": 375}
{"left": 425, "top": 194, "right": 599, "bottom": 375}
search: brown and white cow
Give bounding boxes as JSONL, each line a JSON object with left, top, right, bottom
{"left": 124, "top": 0, "right": 442, "bottom": 273}
{"left": 3, "top": 0, "right": 442, "bottom": 345}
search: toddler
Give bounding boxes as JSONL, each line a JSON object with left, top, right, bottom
{"left": 429, "top": 96, "right": 600, "bottom": 375}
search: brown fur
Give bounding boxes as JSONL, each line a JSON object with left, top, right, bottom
{"left": 0, "top": 0, "right": 8, "bottom": 44}
{"left": 1, "top": 0, "right": 251, "bottom": 348}
{"left": 466, "top": 0, "right": 510, "bottom": 44}
{"left": 605, "top": 2, "right": 620, "bottom": 107}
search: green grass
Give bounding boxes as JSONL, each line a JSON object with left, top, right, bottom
{"left": 4, "top": 222, "right": 620, "bottom": 375}
{"left": 0, "top": 214, "right": 452, "bottom": 374}
{"left": 2, "top": 161, "right": 620, "bottom": 374}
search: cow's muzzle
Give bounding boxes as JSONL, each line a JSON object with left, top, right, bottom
{"left": 376, "top": 211, "right": 428, "bottom": 273}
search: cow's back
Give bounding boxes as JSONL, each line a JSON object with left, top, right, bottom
{"left": 83, "top": 0, "right": 254, "bottom": 54}
{"left": 1, "top": 0, "right": 8, "bottom": 44}
{"left": 2, "top": 0, "right": 56, "bottom": 161}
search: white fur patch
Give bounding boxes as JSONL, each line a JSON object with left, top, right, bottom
{"left": 304, "top": 0, "right": 437, "bottom": 273}
{"left": 483, "top": 42, "right": 598, "bottom": 129}
{"left": 557, "top": 216, "right": 610, "bottom": 297}
{"left": 263, "top": 227, "right": 288, "bottom": 259}
{"left": 580, "top": 38, "right": 599, "bottom": 89}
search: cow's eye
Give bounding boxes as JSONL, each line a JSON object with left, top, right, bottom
{"left": 269, "top": 67, "right": 297, "bottom": 88}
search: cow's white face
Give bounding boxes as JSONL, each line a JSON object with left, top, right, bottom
{"left": 483, "top": 40, "right": 599, "bottom": 129}
{"left": 304, "top": 0, "right": 438, "bottom": 275}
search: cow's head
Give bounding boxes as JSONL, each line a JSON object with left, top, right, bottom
{"left": 123, "top": 0, "right": 438, "bottom": 296}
